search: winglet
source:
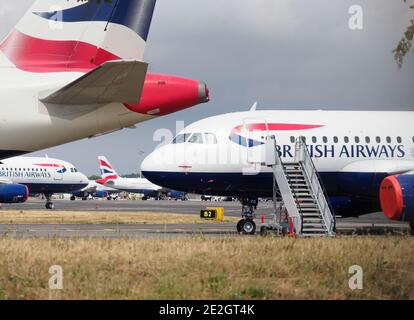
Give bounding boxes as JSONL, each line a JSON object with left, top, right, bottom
{"left": 249, "top": 102, "right": 258, "bottom": 112}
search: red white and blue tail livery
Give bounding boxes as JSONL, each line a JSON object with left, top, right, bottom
{"left": 97, "top": 156, "right": 161, "bottom": 196}
{"left": 1, "top": 0, "right": 156, "bottom": 72}
{"left": 0, "top": 0, "right": 209, "bottom": 159}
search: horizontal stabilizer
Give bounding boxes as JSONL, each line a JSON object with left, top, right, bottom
{"left": 40, "top": 60, "right": 148, "bottom": 105}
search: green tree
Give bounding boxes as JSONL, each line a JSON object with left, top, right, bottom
{"left": 394, "top": 0, "right": 414, "bottom": 67}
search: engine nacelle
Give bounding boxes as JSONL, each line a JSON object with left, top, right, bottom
{"left": 380, "top": 175, "right": 414, "bottom": 221}
{"left": 0, "top": 184, "right": 29, "bottom": 203}
{"left": 125, "top": 74, "right": 210, "bottom": 116}
{"left": 94, "top": 191, "right": 109, "bottom": 198}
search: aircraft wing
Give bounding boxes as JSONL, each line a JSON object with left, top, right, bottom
{"left": 40, "top": 60, "right": 148, "bottom": 105}
{"left": 0, "top": 178, "right": 13, "bottom": 184}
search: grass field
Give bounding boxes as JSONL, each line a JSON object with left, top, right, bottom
{"left": 0, "top": 210, "right": 238, "bottom": 225}
{"left": 0, "top": 236, "right": 413, "bottom": 300}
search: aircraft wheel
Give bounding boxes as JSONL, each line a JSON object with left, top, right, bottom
{"left": 242, "top": 220, "right": 256, "bottom": 235}
{"left": 46, "top": 202, "right": 55, "bottom": 210}
{"left": 237, "top": 220, "right": 245, "bottom": 233}
{"left": 70, "top": 196, "right": 76, "bottom": 201}
{"left": 82, "top": 197, "right": 88, "bottom": 201}
{"left": 410, "top": 221, "right": 414, "bottom": 235}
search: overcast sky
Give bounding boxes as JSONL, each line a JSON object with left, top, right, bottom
{"left": 1, "top": 0, "right": 413, "bottom": 176}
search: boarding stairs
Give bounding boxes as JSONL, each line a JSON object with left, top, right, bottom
{"left": 265, "top": 136, "right": 335, "bottom": 237}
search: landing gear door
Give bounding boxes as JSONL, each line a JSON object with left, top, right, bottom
{"left": 242, "top": 118, "right": 269, "bottom": 165}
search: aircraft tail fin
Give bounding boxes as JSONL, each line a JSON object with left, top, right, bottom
{"left": 97, "top": 156, "right": 119, "bottom": 184}
{"left": 0, "top": 0, "right": 157, "bottom": 72}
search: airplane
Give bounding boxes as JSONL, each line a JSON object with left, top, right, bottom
{"left": 71, "top": 180, "right": 119, "bottom": 201}
{"left": 0, "top": 156, "right": 89, "bottom": 209}
{"left": 97, "top": 156, "right": 162, "bottom": 198}
{"left": 141, "top": 109, "right": 414, "bottom": 234}
{"left": 0, "top": 0, "right": 209, "bottom": 160}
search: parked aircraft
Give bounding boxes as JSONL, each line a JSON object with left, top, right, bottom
{"left": 71, "top": 180, "right": 119, "bottom": 201}
{"left": 141, "top": 109, "right": 414, "bottom": 233}
{"left": 0, "top": 0, "right": 209, "bottom": 159}
{"left": 97, "top": 156, "right": 161, "bottom": 198}
{"left": 0, "top": 157, "right": 88, "bottom": 208}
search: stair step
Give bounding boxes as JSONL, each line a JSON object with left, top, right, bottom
{"left": 303, "top": 223, "right": 325, "bottom": 227}
{"left": 303, "top": 218, "right": 323, "bottom": 223}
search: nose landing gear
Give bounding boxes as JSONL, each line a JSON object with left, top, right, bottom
{"left": 45, "top": 194, "right": 55, "bottom": 210}
{"left": 237, "top": 197, "right": 259, "bottom": 235}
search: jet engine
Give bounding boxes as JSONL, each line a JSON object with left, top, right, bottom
{"left": 380, "top": 175, "right": 414, "bottom": 222}
{"left": 0, "top": 184, "right": 29, "bottom": 203}
{"left": 94, "top": 191, "right": 109, "bottom": 198}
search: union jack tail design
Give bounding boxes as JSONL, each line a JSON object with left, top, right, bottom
{"left": 97, "top": 156, "right": 119, "bottom": 185}
{"left": 0, "top": 0, "right": 157, "bottom": 73}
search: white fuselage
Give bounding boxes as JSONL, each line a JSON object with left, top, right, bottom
{"left": 0, "top": 156, "right": 89, "bottom": 194}
{"left": 102, "top": 177, "right": 162, "bottom": 194}
{"left": 141, "top": 110, "right": 414, "bottom": 215}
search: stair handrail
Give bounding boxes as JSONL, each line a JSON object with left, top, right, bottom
{"left": 294, "top": 137, "right": 336, "bottom": 235}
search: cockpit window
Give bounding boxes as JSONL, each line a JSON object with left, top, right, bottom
{"left": 205, "top": 133, "right": 218, "bottom": 145}
{"left": 172, "top": 133, "right": 191, "bottom": 144}
{"left": 188, "top": 133, "right": 204, "bottom": 144}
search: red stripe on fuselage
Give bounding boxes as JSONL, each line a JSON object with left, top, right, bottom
{"left": 0, "top": 29, "right": 119, "bottom": 73}
{"left": 96, "top": 175, "right": 118, "bottom": 185}
{"left": 231, "top": 123, "right": 324, "bottom": 134}
{"left": 34, "top": 163, "right": 64, "bottom": 168}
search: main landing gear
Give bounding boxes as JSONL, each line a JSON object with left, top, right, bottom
{"left": 237, "top": 197, "right": 259, "bottom": 235}
{"left": 410, "top": 221, "right": 414, "bottom": 235}
{"left": 45, "top": 194, "right": 55, "bottom": 210}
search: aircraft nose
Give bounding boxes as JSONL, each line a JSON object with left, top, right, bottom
{"left": 141, "top": 151, "right": 157, "bottom": 174}
{"left": 79, "top": 173, "right": 89, "bottom": 185}
{"left": 198, "top": 82, "right": 210, "bottom": 104}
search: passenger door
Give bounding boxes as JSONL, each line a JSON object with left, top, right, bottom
{"left": 242, "top": 117, "right": 270, "bottom": 165}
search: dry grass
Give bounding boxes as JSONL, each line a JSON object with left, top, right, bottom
{"left": 0, "top": 236, "right": 413, "bottom": 300}
{"left": 0, "top": 210, "right": 238, "bottom": 225}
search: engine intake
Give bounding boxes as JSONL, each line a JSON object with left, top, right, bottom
{"left": 380, "top": 175, "right": 414, "bottom": 221}
{"left": 0, "top": 184, "right": 29, "bottom": 203}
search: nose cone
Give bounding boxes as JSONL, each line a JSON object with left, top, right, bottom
{"left": 79, "top": 173, "right": 90, "bottom": 187}
{"left": 141, "top": 148, "right": 172, "bottom": 187}
{"left": 198, "top": 82, "right": 210, "bottom": 104}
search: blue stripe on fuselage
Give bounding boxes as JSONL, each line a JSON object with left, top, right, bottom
{"left": 142, "top": 171, "right": 387, "bottom": 215}
{"left": 24, "top": 183, "right": 88, "bottom": 194}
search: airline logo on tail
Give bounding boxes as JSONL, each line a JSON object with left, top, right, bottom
{"left": 0, "top": 0, "right": 157, "bottom": 72}
{"left": 229, "top": 123, "right": 324, "bottom": 147}
{"left": 97, "top": 156, "right": 118, "bottom": 185}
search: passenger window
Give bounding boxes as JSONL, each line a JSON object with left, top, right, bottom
{"left": 205, "top": 133, "right": 218, "bottom": 145}
{"left": 323, "top": 136, "right": 328, "bottom": 143}
{"left": 344, "top": 136, "right": 349, "bottom": 144}
{"left": 172, "top": 133, "right": 190, "bottom": 144}
{"left": 397, "top": 136, "right": 402, "bottom": 144}
{"left": 290, "top": 136, "right": 295, "bottom": 143}
{"left": 386, "top": 137, "right": 391, "bottom": 143}
{"left": 188, "top": 133, "right": 204, "bottom": 144}
{"left": 312, "top": 136, "right": 317, "bottom": 143}
{"left": 376, "top": 137, "right": 381, "bottom": 143}
{"left": 365, "top": 137, "right": 370, "bottom": 143}
{"left": 333, "top": 136, "right": 338, "bottom": 143}
{"left": 355, "top": 137, "right": 360, "bottom": 143}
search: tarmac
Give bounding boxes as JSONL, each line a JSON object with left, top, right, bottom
{"left": 0, "top": 199, "right": 410, "bottom": 238}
